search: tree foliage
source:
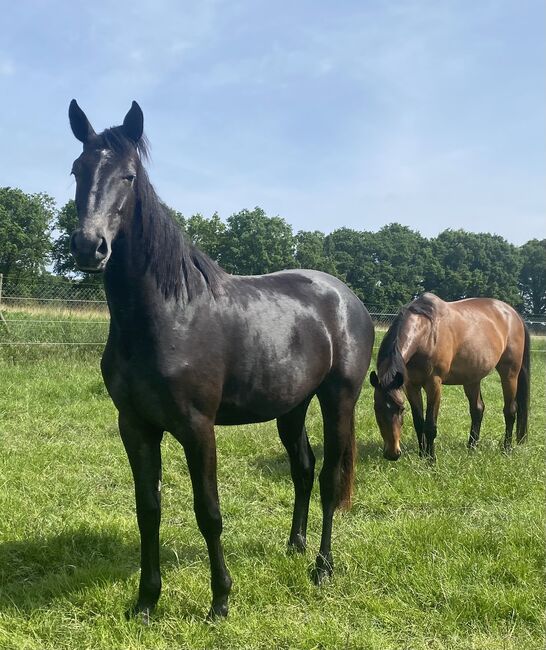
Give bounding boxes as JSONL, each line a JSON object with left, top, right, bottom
{"left": 219, "top": 207, "right": 296, "bottom": 275}
{"left": 426, "top": 230, "right": 522, "bottom": 306}
{"left": 519, "top": 239, "right": 546, "bottom": 314}
{"left": 42, "top": 194, "right": 544, "bottom": 314}
{"left": 0, "top": 187, "right": 54, "bottom": 278}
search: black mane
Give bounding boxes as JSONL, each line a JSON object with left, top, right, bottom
{"left": 377, "top": 295, "right": 436, "bottom": 387}
{"left": 100, "top": 127, "right": 227, "bottom": 301}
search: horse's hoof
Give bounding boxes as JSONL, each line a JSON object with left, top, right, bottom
{"left": 125, "top": 605, "right": 152, "bottom": 625}
{"left": 206, "top": 602, "right": 229, "bottom": 622}
{"left": 311, "top": 554, "right": 333, "bottom": 586}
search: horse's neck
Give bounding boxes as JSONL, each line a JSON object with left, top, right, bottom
{"left": 397, "top": 314, "right": 430, "bottom": 362}
{"left": 103, "top": 213, "right": 158, "bottom": 326}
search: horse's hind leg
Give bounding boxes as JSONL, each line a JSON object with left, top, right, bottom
{"left": 499, "top": 371, "right": 518, "bottom": 451}
{"left": 118, "top": 412, "right": 164, "bottom": 623}
{"left": 172, "top": 413, "right": 232, "bottom": 619}
{"left": 313, "top": 384, "right": 357, "bottom": 585}
{"left": 464, "top": 382, "right": 485, "bottom": 449}
{"left": 277, "top": 399, "right": 315, "bottom": 553}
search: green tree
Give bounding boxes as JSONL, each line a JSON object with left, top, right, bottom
{"left": 373, "top": 223, "right": 436, "bottom": 307}
{"left": 426, "top": 230, "right": 521, "bottom": 306}
{"left": 51, "top": 199, "right": 79, "bottom": 277}
{"left": 519, "top": 239, "right": 546, "bottom": 314}
{"left": 184, "top": 212, "right": 226, "bottom": 262}
{"left": 0, "top": 187, "right": 54, "bottom": 279}
{"left": 324, "top": 227, "right": 378, "bottom": 302}
{"left": 323, "top": 224, "right": 432, "bottom": 309}
{"left": 294, "top": 230, "right": 337, "bottom": 274}
{"left": 220, "top": 207, "right": 296, "bottom": 275}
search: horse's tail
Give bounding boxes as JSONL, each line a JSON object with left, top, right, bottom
{"left": 516, "top": 320, "right": 531, "bottom": 441}
{"left": 338, "top": 414, "right": 356, "bottom": 510}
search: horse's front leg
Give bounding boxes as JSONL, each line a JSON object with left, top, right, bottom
{"left": 406, "top": 383, "right": 425, "bottom": 456}
{"left": 119, "top": 412, "right": 164, "bottom": 623}
{"left": 423, "top": 378, "right": 442, "bottom": 460}
{"left": 173, "top": 411, "right": 232, "bottom": 620}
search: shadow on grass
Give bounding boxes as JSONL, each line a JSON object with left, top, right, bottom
{"left": 0, "top": 525, "right": 201, "bottom": 613}
{"left": 251, "top": 439, "right": 402, "bottom": 481}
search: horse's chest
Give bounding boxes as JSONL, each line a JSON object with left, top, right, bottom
{"left": 101, "top": 348, "right": 176, "bottom": 427}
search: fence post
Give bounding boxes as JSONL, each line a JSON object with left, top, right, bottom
{"left": 0, "top": 273, "right": 9, "bottom": 332}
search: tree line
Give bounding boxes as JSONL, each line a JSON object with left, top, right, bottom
{"left": 1, "top": 186, "right": 545, "bottom": 314}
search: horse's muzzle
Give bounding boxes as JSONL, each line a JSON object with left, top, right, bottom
{"left": 70, "top": 229, "right": 110, "bottom": 272}
{"left": 383, "top": 448, "right": 401, "bottom": 461}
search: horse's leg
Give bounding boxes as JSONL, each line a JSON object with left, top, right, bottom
{"left": 118, "top": 412, "right": 164, "bottom": 623}
{"left": 406, "top": 383, "right": 425, "bottom": 456}
{"left": 499, "top": 371, "right": 518, "bottom": 451}
{"left": 277, "top": 399, "right": 315, "bottom": 553}
{"left": 423, "top": 377, "right": 442, "bottom": 460}
{"left": 464, "top": 381, "right": 485, "bottom": 449}
{"left": 313, "top": 385, "right": 357, "bottom": 585}
{"left": 172, "top": 413, "right": 232, "bottom": 620}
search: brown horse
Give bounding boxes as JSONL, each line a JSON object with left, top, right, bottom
{"left": 370, "top": 293, "right": 530, "bottom": 460}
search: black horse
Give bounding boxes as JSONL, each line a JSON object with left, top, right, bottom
{"left": 68, "top": 100, "right": 375, "bottom": 621}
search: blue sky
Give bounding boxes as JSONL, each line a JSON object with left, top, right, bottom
{"left": 0, "top": 1, "right": 544, "bottom": 244}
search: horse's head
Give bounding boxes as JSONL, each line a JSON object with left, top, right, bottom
{"left": 369, "top": 370, "right": 405, "bottom": 460}
{"left": 68, "top": 100, "right": 144, "bottom": 272}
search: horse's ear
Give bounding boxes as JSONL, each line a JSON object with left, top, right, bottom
{"left": 69, "top": 99, "right": 95, "bottom": 143}
{"left": 392, "top": 371, "right": 404, "bottom": 389}
{"left": 123, "top": 101, "right": 144, "bottom": 143}
{"left": 369, "top": 371, "right": 379, "bottom": 388}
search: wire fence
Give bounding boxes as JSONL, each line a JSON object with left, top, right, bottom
{"left": 1, "top": 274, "right": 545, "bottom": 348}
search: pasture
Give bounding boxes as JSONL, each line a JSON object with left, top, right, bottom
{"left": 0, "top": 331, "right": 544, "bottom": 650}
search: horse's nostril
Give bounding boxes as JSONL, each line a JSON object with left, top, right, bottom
{"left": 97, "top": 237, "right": 108, "bottom": 258}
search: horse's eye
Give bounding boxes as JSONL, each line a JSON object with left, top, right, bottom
{"left": 123, "top": 174, "right": 136, "bottom": 183}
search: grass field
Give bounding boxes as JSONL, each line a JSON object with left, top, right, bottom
{"left": 0, "top": 338, "right": 544, "bottom": 650}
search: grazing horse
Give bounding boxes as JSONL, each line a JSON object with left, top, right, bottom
{"left": 68, "top": 100, "right": 374, "bottom": 621}
{"left": 370, "top": 293, "right": 530, "bottom": 460}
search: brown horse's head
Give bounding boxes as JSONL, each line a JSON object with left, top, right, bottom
{"left": 370, "top": 370, "right": 405, "bottom": 460}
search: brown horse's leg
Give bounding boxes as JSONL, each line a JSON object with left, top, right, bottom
{"left": 499, "top": 372, "right": 518, "bottom": 451}
{"left": 406, "top": 383, "right": 425, "bottom": 456}
{"left": 118, "top": 412, "right": 164, "bottom": 623}
{"left": 277, "top": 399, "right": 315, "bottom": 553}
{"left": 173, "top": 414, "right": 232, "bottom": 619}
{"left": 313, "top": 385, "right": 357, "bottom": 584}
{"left": 463, "top": 382, "right": 485, "bottom": 449}
{"left": 423, "top": 378, "right": 442, "bottom": 460}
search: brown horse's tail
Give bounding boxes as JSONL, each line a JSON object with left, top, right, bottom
{"left": 338, "top": 415, "right": 356, "bottom": 510}
{"left": 516, "top": 321, "right": 531, "bottom": 440}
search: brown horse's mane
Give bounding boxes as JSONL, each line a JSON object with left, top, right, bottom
{"left": 377, "top": 294, "right": 436, "bottom": 388}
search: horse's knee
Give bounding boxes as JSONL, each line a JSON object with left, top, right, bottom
{"left": 194, "top": 498, "right": 223, "bottom": 538}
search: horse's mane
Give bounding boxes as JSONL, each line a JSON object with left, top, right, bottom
{"left": 376, "top": 294, "right": 436, "bottom": 387}
{"left": 98, "top": 126, "right": 226, "bottom": 301}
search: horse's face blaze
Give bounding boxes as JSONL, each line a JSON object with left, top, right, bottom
{"left": 373, "top": 387, "right": 404, "bottom": 460}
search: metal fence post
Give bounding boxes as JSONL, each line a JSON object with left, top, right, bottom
{"left": 0, "top": 273, "right": 9, "bottom": 332}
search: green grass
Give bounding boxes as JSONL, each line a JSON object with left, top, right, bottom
{"left": 0, "top": 339, "right": 544, "bottom": 649}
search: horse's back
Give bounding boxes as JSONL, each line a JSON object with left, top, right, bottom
{"left": 424, "top": 295, "right": 525, "bottom": 383}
